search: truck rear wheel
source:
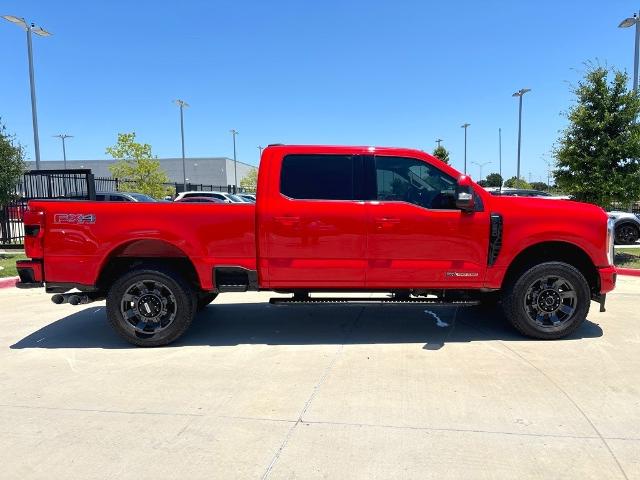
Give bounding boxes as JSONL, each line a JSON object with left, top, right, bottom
{"left": 502, "top": 262, "right": 590, "bottom": 340}
{"left": 106, "top": 267, "right": 196, "bottom": 347}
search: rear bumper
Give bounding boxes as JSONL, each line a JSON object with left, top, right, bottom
{"left": 598, "top": 266, "right": 617, "bottom": 294}
{"left": 15, "top": 260, "right": 44, "bottom": 289}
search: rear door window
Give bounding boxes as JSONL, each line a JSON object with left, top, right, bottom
{"left": 280, "top": 154, "right": 360, "bottom": 200}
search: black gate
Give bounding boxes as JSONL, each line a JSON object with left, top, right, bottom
{"left": 1, "top": 169, "right": 96, "bottom": 246}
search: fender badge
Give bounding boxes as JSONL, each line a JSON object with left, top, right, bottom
{"left": 446, "top": 272, "right": 479, "bottom": 277}
{"left": 54, "top": 213, "right": 96, "bottom": 225}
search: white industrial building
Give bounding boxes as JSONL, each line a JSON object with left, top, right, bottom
{"left": 27, "top": 157, "right": 256, "bottom": 187}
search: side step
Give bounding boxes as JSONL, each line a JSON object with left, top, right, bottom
{"left": 269, "top": 297, "right": 480, "bottom": 306}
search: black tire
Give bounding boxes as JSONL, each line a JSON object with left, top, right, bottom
{"left": 502, "top": 262, "right": 590, "bottom": 340}
{"left": 197, "top": 292, "right": 218, "bottom": 311}
{"left": 614, "top": 223, "right": 640, "bottom": 245}
{"left": 106, "top": 266, "right": 196, "bottom": 347}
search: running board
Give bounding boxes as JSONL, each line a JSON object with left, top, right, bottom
{"left": 269, "top": 297, "right": 480, "bottom": 306}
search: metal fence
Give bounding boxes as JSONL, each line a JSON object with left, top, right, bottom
{"left": 2, "top": 169, "right": 258, "bottom": 247}
{"left": 95, "top": 177, "right": 254, "bottom": 196}
{"left": 604, "top": 202, "right": 640, "bottom": 215}
{"left": 1, "top": 169, "right": 96, "bottom": 246}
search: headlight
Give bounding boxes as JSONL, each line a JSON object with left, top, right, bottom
{"left": 606, "top": 218, "right": 615, "bottom": 265}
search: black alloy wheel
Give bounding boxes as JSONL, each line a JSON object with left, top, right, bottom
{"left": 107, "top": 267, "right": 196, "bottom": 347}
{"left": 502, "top": 262, "right": 590, "bottom": 340}
{"left": 120, "top": 280, "right": 178, "bottom": 335}
{"left": 615, "top": 223, "right": 639, "bottom": 245}
{"left": 523, "top": 274, "right": 577, "bottom": 333}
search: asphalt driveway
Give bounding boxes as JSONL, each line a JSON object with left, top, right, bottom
{"left": 1, "top": 277, "right": 639, "bottom": 479}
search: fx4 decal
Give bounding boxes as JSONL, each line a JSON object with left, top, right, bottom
{"left": 54, "top": 213, "right": 96, "bottom": 225}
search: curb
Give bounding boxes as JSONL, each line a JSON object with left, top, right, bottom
{"left": 616, "top": 268, "right": 640, "bottom": 277}
{"left": 0, "top": 276, "right": 19, "bottom": 289}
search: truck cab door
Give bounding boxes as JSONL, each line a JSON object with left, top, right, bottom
{"left": 365, "top": 155, "right": 489, "bottom": 288}
{"left": 260, "top": 153, "right": 367, "bottom": 288}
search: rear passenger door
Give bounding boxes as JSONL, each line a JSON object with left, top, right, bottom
{"left": 261, "top": 154, "right": 367, "bottom": 288}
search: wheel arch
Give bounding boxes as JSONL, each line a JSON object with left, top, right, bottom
{"left": 96, "top": 239, "right": 202, "bottom": 293}
{"left": 502, "top": 241, "right": 599, "bottom": 294}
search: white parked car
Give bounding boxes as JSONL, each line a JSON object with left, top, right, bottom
{"left": 174, "top": 191, "right": 246, "bottom": 203}
{"left": 608, "top": 211, "right": 640, "bottom": 245}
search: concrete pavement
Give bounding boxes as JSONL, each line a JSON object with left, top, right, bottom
{"left": 1, "top": 278, "right": 639, "bottom": 479}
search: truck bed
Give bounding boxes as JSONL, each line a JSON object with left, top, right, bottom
{"left": 29, "top": 200, "right": 256, "bottom": 290}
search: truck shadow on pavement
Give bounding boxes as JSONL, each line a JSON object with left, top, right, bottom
{"left": 10, "top": 302, "right": 603, "bottom": 350}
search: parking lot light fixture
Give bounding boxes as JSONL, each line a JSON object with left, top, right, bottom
{"left": 230, "top": 129, "right": 239, "bottom": 191}
{"left": 2, "top": 15, "right": 52, "bottom": 170}
{"left": 618, "top": 12, "right": 640, "bottom": 91}
{"left": 174, "top": 99, "right": 189, "bottom": 191}
{"left": 512, "top": 88, "right": 531, "bottom": 180}
{"left": 460, "top": 124, "right": 470, "bottom": 174}
{"left": 471, "top": 161, "right": 491, "bottom": 181}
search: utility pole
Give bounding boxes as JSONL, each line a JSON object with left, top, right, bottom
{"left": 230, "top": 129, "right": 239, "bottom": 191}
{"left": 258, "top": 145, "right": 263, "bottom": 162}
{"left": 460, "top": 123, "right": 470, "bottom": 174}
{"left": 2, "top": 15, "right": 52, "bottom": 169}
{"left": 435, "top": 138, "right": 443, "bottom": 148}
{"left": 53, "top": 134, "right": 72, "bottom": 169}
{"left": 174, "top": 99, "right": 189, "bottom": 191}
{"left": 542, "top": 155, "right": 553, "bottom": 188}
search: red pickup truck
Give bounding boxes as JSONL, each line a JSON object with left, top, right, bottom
{"left": 17, "top": 145, "right": 616, "bottom": 346}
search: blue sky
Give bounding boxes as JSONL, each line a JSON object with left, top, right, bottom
{"left": 1, "top": 0, "right": 638, "bottom": 182}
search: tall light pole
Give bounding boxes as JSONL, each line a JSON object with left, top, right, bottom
{"left": 460, "top": 123, "right": 470, "bottom": 174}
{"left": 257, "top": 145, "right": 263, "bottom": 162}
{"left": 2, "top": 15, "right": 52, "bottom": 170}
{"left": 471, "top": 161, "right": 491, "bottom": 181}
{"left": 512, "top": 88, "right": 531, "bottom": 181}
{"left": 230, "top": 129, "right": 239, "bottom": 191}
{"left": 53, "top": 134, "right": 72, "bottom": 169}
{"left": 174, "top": 99, "right": 189, "bottom": 191}
{"left": 498, "top": 128, "right": 503, "bottom": 191}
{"left": 619, "top": 12, "right": 640, "bottom": 91}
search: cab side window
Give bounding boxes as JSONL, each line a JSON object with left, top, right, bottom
{"left": 375, "top": 156, "right": 457, "bottom": 210}
{"left": 281, "top": 154, "right": 357, "bottom": 200}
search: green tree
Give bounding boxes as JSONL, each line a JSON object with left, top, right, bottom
{"left": 554, "top": 65, "right": 640, "bottom": 206}
{"left": 504, "top": 176, "right": 531, "bottom": 189}
{"left": 0, "top": 119, "right": 26, "bottom": 207}
{"left": 530, "top": 181, "right": 549, "bottom": 191}
{"left": 432, "top": 145, "right": 450, "bottom": 165}
{"left": 484, "top": 173, "right": 503, "bottom": 188}
{"left": 106, "top": 132, "right": 170, "bottom": 199}
{"left": 239, "top": 167, "right": 258, "bottom": 191}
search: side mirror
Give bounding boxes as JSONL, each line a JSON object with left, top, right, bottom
{"left": 455, "top": 175, "right": 475, "bottom": 212}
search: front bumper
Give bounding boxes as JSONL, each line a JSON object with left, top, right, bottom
{"left": 15, "top": 259, "right": 44, "bottom": 289}
{"left": 598, "top": 266, "right": 617, "bottom": 294}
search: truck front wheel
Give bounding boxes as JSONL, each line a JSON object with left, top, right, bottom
{"left": 502, "top": 262, "right": 590, "bottom": 340}
{"left": 106, "top": 267, "right": 196, "bottom": 347}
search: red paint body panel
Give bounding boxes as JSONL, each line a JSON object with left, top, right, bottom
{"left": 28, "top": 201, "right": 256, "bottom": 290}
{"left": 23, "top": 145, "right": 613, "bottom": 297}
